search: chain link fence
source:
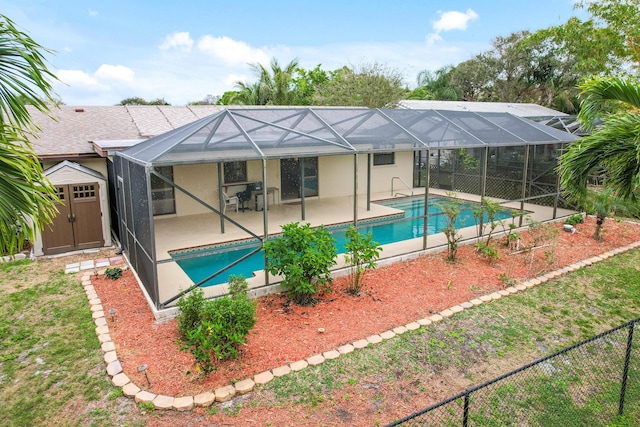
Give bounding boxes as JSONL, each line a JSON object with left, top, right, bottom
{"left": 387, "top": 317, "right": 639, "bottom": 426}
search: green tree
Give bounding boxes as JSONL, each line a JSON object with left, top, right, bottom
{"left": 449, "top": 54, "right": 498, "bottom": 101}
{"left": 411, "top": 65, "right": 460, "bottom": 101}
{"left": 293, "top": 64, "right": 329, "bottom": 106}
{"left": 117, "top": 97, "right": 170, "bottom": 105}
{"left": 529, "top": 0, "right": 640, "bottom": 75}
{"left": 232, "top": 58, "right": 301, "bottom": 105}
{"left": 445, "top": 31, "right": 580, "bottom": 112}
{"left": 0, "top": 14, "right": 58, "bottom": 255}
{"left": 313, "top": 62, "right": 407, "bottom": 108}
{"left": 558, "top": 76, "right": 640, "bottom": 204}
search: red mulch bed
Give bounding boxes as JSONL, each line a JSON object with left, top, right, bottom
{"left": 93, "top": 217, "right": 640, "bottom": 400}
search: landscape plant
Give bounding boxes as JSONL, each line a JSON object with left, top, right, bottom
{"left": 176, "top": 276, "right": 257, "bottom": 374}
{"left": 104, "top": 267, "right": 122, "bottom": 280}
{"left": 263, "top": 222, "right": 337, "bottom": 305}
{"left": 343, "top": 225, "right": 382, "bottom": 295}
{"left": 524, "top": 219, "right": 559, "bottom": 273}
{"left": 585, "top": 189, "right": 613, "bottom": 242}
{"left": 436, "top": 193, "right": 464, "bottom": 262}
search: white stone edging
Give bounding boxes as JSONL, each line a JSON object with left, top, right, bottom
{"left": 84, "top": 241, "right": 640, "bottom": 411}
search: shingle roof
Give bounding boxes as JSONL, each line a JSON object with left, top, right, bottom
{"left": 27, "top": 105, "right": 224, "bottom": 158}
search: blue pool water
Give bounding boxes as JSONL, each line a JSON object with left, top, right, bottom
{"left": 172, "top": 196, "right": 512, "bottom": 287}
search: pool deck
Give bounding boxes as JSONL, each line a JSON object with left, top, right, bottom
{"left": 151, "top": 188, "right": 575, "bottom": 308}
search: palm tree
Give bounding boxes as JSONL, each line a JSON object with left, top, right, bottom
{"left": 0, "top": 15, "right": 58, "bottom": 255}
{"left": 558, "top": 76, "right": 640, "bottom": 204}
{"left": 415, "top": 65, "right": 460, "bottom": 100}
{"left": 232, "top": 58, "right": 300, "bottom": 105}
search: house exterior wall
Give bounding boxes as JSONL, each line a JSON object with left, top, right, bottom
{"left": 170, "top": 160, "right": 281, "bottom": 217}
{"left": 168, "top": 153, "right": 416, "bottom": 216}
{"left": 318, "top": 152, "right": 414, "bottom": 199}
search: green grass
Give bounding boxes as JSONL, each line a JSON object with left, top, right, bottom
{"left": 2, "top": 248, "right": 640, "bottom": 425}
{"left": 0, "top": 259, "right": 144, "bottom": 426}
{"left": 255, "top": 249, "right": 640, "bottom": 425}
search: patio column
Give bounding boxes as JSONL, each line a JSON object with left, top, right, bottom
{"left": 217, "top": 162, "right": 225, "bottom": 233}
{"left": 553, "top": 143, "right": 564, "bottom": 219}
{"left": 354, "top": 153, "right": 359, "bottom": 227}
{"left": 519, "top": 145, "right": 530, "bottom": 227}
{"left": 300, "top": 157, "right": 305, "bottom": 221}
{"left": 366, "top": 153, "right": 371, "bottom": 211}
{"left": 481, "top": 146, "right": 488, "bottom": 198}
{"left": 262, "top": 158, "right": 269, "bottom": 286}
{"left": 422, "top": 148, "right": 430, "bottom": 250}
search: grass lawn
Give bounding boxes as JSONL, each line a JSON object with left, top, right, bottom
{"left": 0, "top": 248, "right": 639, "bottom": 425}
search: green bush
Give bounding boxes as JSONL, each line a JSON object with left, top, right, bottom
{"left": 264, "top": 222, "right": 337, "bottom": 305}
{"left": 564, "top": 213, "right": 584, "bottom": 226}
{"left": 104, "top": 267, "right": 122, "bottom": 280}
{"left": 344, "top": 226, "right": 382, "bottom": 295}
{"left": 176, "top": 277, "right": 257, "bottom": 374}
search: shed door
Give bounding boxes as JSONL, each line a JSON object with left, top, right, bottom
{"left": 42, "top": 183, "right": 103, "bottom": 255}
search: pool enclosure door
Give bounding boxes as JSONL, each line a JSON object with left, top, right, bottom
{"left": 280, "top": 157, "right": 319, "bottom": 200}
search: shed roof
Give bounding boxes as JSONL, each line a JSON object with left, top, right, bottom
{"left": 118, "top": 107, "right": 579, "bottom": 167}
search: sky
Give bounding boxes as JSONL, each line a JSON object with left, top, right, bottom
{"left": 1, "top": 0, "right": 584, "bottom": 106}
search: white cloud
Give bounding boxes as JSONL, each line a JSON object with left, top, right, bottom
{"left": 433, "top": 9, "right": 479, "bottom": 32}
{"left": 95, "top": 64, "right": 135, "bottom": 82}
{"left": 57, "top": 69, "right": 101, "bottom": 89}
{"left": 88, "top": 9, "right": 98, "bottom": 17}
{"left": 197, "top": 35, "right": 270, "bottom": 66}
{"left": 224, "top": 73, "right": 247, "bottom": 87}
{"left": 159, "top": 31, "right": 194, "bottom": 52}
{"left": 427, "top": 9, "right": 479, "bottom": 45}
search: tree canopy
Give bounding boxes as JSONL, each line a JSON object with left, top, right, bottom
{"left": 312, "top": 62, "right": 407, "bottom": 108}
{"left": 117, "top": 97, "right": 170, "bottom": 106}
{"left": 529, "top": 0, "right": 640, "bottom": 76}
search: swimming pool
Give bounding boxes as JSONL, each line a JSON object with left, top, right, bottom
{"left": 171, "top": 196, "right": 513, "bottom": 287}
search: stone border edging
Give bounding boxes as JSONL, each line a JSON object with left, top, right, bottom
{"left": 84, "top": 240, "right": 640, "bottom": 411}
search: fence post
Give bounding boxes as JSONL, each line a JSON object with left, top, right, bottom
{"left": 618, "top": 321, "right": 635, "bottom": 416}
{"left": 463, "top": 392, "right": 470, "bottom": 427}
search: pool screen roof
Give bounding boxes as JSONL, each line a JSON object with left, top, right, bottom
{"left": 119, "top": 107, "right": 579, "bottom": 166}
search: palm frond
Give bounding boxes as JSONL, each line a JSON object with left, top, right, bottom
{"left": 577, "top": 75, "right": 640, "bottom": 130}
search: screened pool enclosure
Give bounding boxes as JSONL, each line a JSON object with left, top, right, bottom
{"left": 113, "top": 107, "right": 579, "bottom": 312}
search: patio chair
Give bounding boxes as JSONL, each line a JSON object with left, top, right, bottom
{"left": 236, "top": 185, "right": 253, "bottom": 212}
{"left": 222, "top": 192, "right": 239, "bottom": 213}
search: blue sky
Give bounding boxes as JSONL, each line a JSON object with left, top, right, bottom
{"left": 1, "top": 1, "right": 584, "bottom": 106}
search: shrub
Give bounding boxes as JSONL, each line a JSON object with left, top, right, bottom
{"left": 564, "top": 213, "right": 584, "bottom": 226}
{"left": 476, "top": 241, "right": 500, "bottom": 265}
{"left": 344, "top": 226, "right": 382, "bottom": 295}
{"left": 104, "top": 267, "right": 122, "bottom": 280}
{"left": 176, "top": 279, "right": 257, "bottom": 374}
{"left": 264, "top": 222, "right": 337, "bottom": 305}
